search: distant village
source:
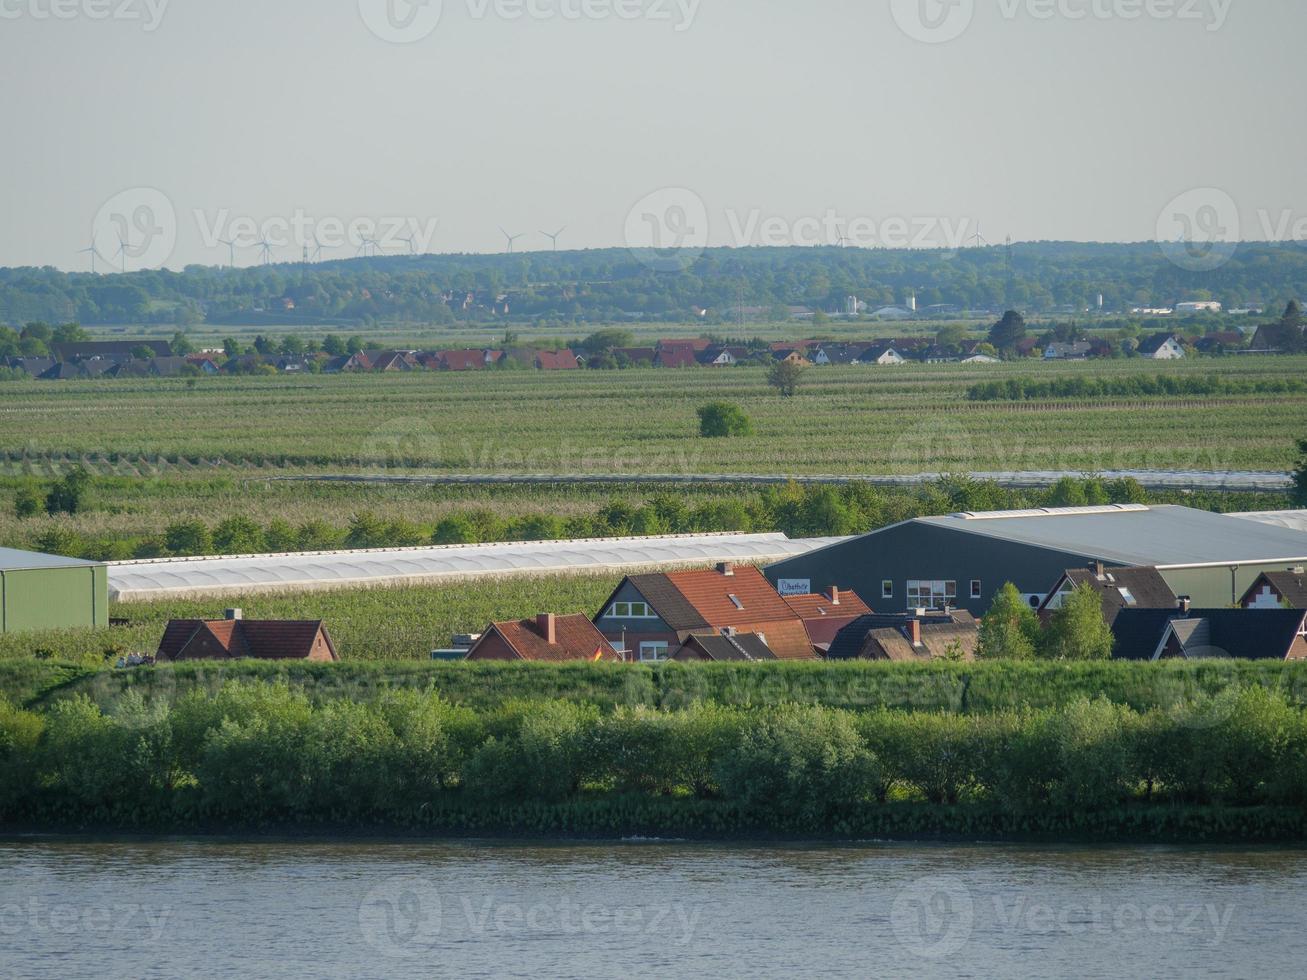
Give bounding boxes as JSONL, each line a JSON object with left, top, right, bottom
{"left": 0, "top": 321, "right": 1287, "bottom": 382}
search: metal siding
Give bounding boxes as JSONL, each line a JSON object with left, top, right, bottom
{"left": 766, "top": 522, "right": 1110, "bottom": 616}
{"left": 0, "top": 566, "right": 105, "bottom": 634}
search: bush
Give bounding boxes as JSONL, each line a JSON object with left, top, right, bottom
{"left": 463, "top": 701, "right": 599, "bottom": 802}
{"left": 697, "top": 402, "right": 752, "bottom": 438}
{"left": 717, "top": 706, "right": 882, "bottom": 819}
{"left": 13, "top": 486, "right": 41, "bottom": 520}
{"left": 863, "top": 711, "right": 980, "bottom": 804}
{"left": 165, "top": 519, "right": 214, "bottom": 556}
{"left": 0, "top": 698, "right": 44, "bottom": 814}
{"left": 1044, "top": 698, "right": 1136, "bottom": 809}
{"left": 213, "top": 516, "right": 265, "bottom": 555}
{"left": 44, "top": 467, "right": 92, "bottom": 516}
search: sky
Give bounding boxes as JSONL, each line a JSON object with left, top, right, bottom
{"left": 1, "top": 0, "right": 1304, "bottom": 270}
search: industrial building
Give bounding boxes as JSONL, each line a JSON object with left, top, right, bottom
{"left": 765, "top": 505, "right": 1307, "bottom": 616}
{"left": 0, "top": 547, "right": 108, "bottom": 634}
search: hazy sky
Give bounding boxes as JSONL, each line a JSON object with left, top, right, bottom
{"left": 2, "top": 0, "right": 1304, "bottom": 269}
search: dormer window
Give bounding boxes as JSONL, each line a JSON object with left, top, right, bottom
{"left": 728, "top": 594, "right": 744, "bottom": 610}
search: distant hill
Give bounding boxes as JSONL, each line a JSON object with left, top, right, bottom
{"left": 2, "top": 242, "right": 1303, "bottom": 328}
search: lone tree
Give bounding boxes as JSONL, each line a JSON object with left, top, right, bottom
{"left": 1043, "top": 582, "right": 1114, "bottom": 661}
{"left": 988, "top": 310, "right": 1027, "bottom": 354}
{"left": 767, "top": 359, "right": 807, "bottom": 397}
{"left": 977, "top": 583, "right": 1041, "bottom": 660}
{"left": 697, "top": 402, "right": 753, "bottom": 438}
{"left": 44, "top": 467, "right": 91, "bottom": 517}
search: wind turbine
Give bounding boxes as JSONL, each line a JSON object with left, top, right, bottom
{"left": 399, "top": 236, "right": 418, "bottom": 255}
{"left": 256, "top": 238, "right": 275, "bottom": 266}
{"left": 969, "top": 223, "right": 990, "bottom": 248}
{"left": 541, "top": 226, "right": 566, "bottom": 251}
{"left": 355, "top": 237, "right": 382, "bottom": 258}
{"left": 499, "top": 227, "right": 524, "bottom": 254}
{"left": 833, "top": 221, "right": 850, "bottom": 248}
{"left": 217, "top": 238, "right": 238, "bottom": 269}
{"left": 114, "top": 235, "right": 129, "bottom": 274}
{"left": 78, "top": 235, "right": 105, "bottom": 274}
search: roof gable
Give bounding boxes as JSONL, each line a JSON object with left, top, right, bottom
{"left": 483, "top": 615, "right": 617, "bottom": 662}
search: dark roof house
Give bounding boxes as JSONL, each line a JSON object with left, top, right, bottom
{"left": 1241, "top": 570, "right": 1307, "bottom": 609}
{"left": 673, "top": 632, "right": 778, "bottom": 662}
{"left": 1039, "top": 563, "right": 1178, "bottom": 625}
{"left": 827, "top": 611, "right": 978, "bottom": 662}
{"left": 157, "top": 616, "right": 338, "bottom": 662}
{"left": 1112, "top": 608, "right": 1307, "bottom": 661}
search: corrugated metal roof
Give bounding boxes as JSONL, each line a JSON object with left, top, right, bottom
{"left": 919, "top": 505, "right": 1307, "bottom": 567}
{"left": 108, "top": 533, "right": 847, "bottom": 602}
{"left": 0, "top": 547, "right": 100, "bottom": 572}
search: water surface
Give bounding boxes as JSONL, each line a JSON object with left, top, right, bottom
{"left": 1, "top": 839, "right": 1302, "bottom": 978}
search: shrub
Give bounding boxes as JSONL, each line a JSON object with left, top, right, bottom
{"left": 213, "top": 516, "right": 266, "bottom": 555}
{"left": 165, "top": 519, "right": 213, "bottom": 556}
{"left": 717, "top": 706, "right": 882, "bottom": 819}
{"left": 863, "top": 711, "right": 980, "bottom": 804}
{"left": 697, "top": 402, "right": 752, "bottom": 438}
{"left": 44, "top": 467, "right": 92, "bottom": 516}
{"left": 1044, "top": 698, "right": 1136, "bottom": 809}
{"left": 463, "top": 701, "right": 599, "bottom": 802}
{"left": 0, "top": 698, "right": 44, "bottom": 814}
{"left": 13, "top": 486, "right": 41, "bottom": 520}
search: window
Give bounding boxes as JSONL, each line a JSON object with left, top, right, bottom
{"left": 1117, "top": 587, "right": 1137, "bottom": 606}
{"left": 907, "top": 580, "right": 957, "bottom": 611}
{"left": 728, "top": 594, "right": 744, "bottom": 610}
{"left": 971, "top": 580, "right": 983, "bottom": 600}
{"left": 882, "top": 580, "right": 894, "bottom": 600}
{"left": 608, "top": 601, "right": 654, "bottom": 619}
{"left": 639, "top": 642, "right": 670, "bottom": 663}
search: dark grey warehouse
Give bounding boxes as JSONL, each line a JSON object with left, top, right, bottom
{"left": 764, "top": 505, "right": 1307, "bottom": 615}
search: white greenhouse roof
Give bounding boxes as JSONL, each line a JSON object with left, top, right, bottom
{"left": 107, "top": 533, "right": 848, "bottom": 602}
{"left": 1230, "top": 511, "right": 1307, "bottom": 534}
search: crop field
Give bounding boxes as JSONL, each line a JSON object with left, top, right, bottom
{"left": 2, "top": 357, "right": 1304, "bottom": 478}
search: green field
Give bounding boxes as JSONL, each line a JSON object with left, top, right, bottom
{"left": 3, "top": 358, "right": 1302, "bottom": 477}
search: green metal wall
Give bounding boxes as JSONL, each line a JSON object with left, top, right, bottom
{"left": 0, "top": 565, "right": 108, "bottom": 634}
{"left": 1160, "top": 563, "right": 1301, "bottom": 610}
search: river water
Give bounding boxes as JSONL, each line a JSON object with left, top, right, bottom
{"left": 1, "top": 839, "right": 1304, "bottom": 979}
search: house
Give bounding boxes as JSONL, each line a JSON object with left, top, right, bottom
{"left": 699, "top": 345, "right": 748, "bottom": 367}
{"left": 961, "top": 352, "right": 1001, "bottom": 364}
{"left": 827, "top": 611, "right": 978, "bottom": 662}
{"left": 1175, "top": 301, "right": 1222, "bottom": 314}
{"left": 671, "top": 632, "right": 778, "bottom": 662}
{"left": 766, "top": 505, "right": 1307, "bottom": 615}
{"left": 1044, "top": 341, "right": 1092, "bottom": 361}
{"left": 149, "top": 356, "right": 211, "bottom": 377}
{"left": 861, "top": 345, "right": 907, "bottom": 366}
{"left": 8, "top": 357, "right": 55, "bottom": 377}
{"left": 323, "top": 352, "right": 373, "bottom": 373}
{"left": 156, "top": 613, "right": 338, "bottom": 662}
{"left": 593, "top": 563, "right": 817, "bottom": 662}
{"left": 810, "top": 343, "right": 863, "bottom": 366}
{"left": 1194, "top": 332, "right": 1245, "bottom": 354}
{"left": 654, "top": 343, "right": 702, "bottom": 369}
{"left": 434, "top": 349, "right": 497, "bottom": 371}
{"left": 465, "top": 613, "right": 619, "bottom": 662}
{"left": 1241, "top": 570, "right": 1307, "bottom": 609}
{"left": 780, "top": 587, "right": 873, "bottom": 651}
{"left": 1038, "top": 563, "right": 1178, "bottom": 626}
{"left": 534, "top": 349, "right": 581, "bottom": 371}
{"left": 771, "top": 349, "right": 812, "bottom": 367}
{"left": 1112, "top": 607, "right": 1307, "bottom": 661}
{"left": 39, "top": 361, "right": 91, "bottom": 380}
{"left": 52, "top": 340, "right": 173, "bottom": 362}
{"left": 367, "top": 350, "right": 418, "bottom": 372}
{"left": 1136, "top": 333, "right": 1186, "bottom": 360}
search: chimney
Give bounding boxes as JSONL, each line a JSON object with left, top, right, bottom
{"left": 1090, "top": 561, "right": 1106, "bottom": 580}
{"left": 224, "top": 608, "right": 243, "bottom": 621}
{"left": 717, "top": 562, "right": 735, "bottom": 577}
{"left": 906, "top": 618, "right": 923, "bottom": 647}
{"left": 1177, "top": 597, "right": 1192, "bottom": 615}
{"left": 827, "top": 587, "right": 841, "bottom": 606}
{"left": 537, "top": 613, "right": 557, "bottom": 645}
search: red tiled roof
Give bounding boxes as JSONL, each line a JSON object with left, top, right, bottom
{"left": 782, "top": 590, "right": 873, "bottom": 622}
{"left": 156, "top": 619, "right": 336, "bottom": 662}
{"left": 484, "top": 614, "right": 619, "bottom": 662}
{"left": 437, "top": 349, "right": 490, "bottom": 371}
{"left": 655, "top": 346, "right": 699, "bottom": 368}
{"left": 536, "top": 349, "right": 579, "bottom": 370}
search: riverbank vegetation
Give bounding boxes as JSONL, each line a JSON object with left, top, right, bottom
{"left": 5, "top": 681, "right": 1307, "bottom": 840}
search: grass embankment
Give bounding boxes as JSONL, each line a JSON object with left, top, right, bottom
{"left": 5, "top": 679, "right": 1307, "bottom": 841}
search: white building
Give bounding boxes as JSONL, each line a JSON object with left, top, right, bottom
{"left": 1175, "top": 301, "right": 1223, "bottom": 314}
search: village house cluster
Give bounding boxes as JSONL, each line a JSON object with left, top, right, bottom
{"left": 123, "top": 505, "right": 1307, "bottom": 667}
{"left": 0, "top": 326, "right": 1274, "bottom": 381}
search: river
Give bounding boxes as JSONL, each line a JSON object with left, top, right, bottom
{"left": 1, "top": 839, "right": 1304, "bottom": 978}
